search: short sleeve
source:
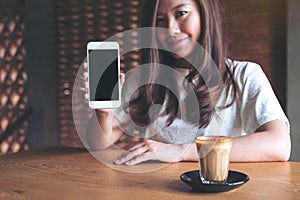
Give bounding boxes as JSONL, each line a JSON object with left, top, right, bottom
{"left": 235, "top": 62, "right": 290, "bottom": 134}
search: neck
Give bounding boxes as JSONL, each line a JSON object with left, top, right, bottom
{"left": 174, "top": 58, "right": 192, "bottom": 69}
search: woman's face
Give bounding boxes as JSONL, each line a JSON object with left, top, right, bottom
{"left": 156, "top": 0, "right": 201, "bottom": 59}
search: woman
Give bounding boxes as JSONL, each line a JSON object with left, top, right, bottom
{"left": 86, "top": 0, "right": 291, "bottom": 165}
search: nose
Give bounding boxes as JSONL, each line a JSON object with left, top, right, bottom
{"left": 167, "top": 19, "right": 180, "bottom": 36}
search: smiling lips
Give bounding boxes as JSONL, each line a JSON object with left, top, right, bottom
{"left": 166, "top": 36, "right": 189, "bottom": 50}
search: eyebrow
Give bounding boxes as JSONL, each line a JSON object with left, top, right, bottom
{"left": 172, "top": 3, "right": 191, "bottom": 11}
{"left": 157, "top": 3, "right": 191, "bottom": 16}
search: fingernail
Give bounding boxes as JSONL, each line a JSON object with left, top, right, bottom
{"left": 113, "top": 159, "right": 120, "bottom": 165}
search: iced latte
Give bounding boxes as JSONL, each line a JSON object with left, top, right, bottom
{"left": 195, "top": 136, "right": 232, "bottom": 184}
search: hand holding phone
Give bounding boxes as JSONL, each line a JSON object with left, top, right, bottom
{"left": 87, "top": 41, "right": 121, "bottom": 109}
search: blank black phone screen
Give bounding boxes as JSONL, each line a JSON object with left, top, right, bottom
{"left": 88, "top": 49, "right": 119, "bottom": 101}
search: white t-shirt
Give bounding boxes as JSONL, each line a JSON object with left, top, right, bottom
{"left": 114, "top": 61, "right": 289, "bottom": 144}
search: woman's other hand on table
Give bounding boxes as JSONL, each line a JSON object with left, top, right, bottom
{"left": 113, "top": 140, "right": 188, "bottom": 165}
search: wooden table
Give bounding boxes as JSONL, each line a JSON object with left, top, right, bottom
{"left": 0, "top": 146, "right": 299, "bottom": 200}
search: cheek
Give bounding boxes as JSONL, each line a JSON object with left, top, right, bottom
{"left": 156, "top": 32, "right": 167, "bottom": 46}
{"left": 186, "top": 18, "right": 201, "bottom": 41}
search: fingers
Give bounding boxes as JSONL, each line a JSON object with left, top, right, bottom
{"left": 120, "top": 73, "right": 125, "bottom": 90}
{"left": 114, "top": 143, "right": 149, "bottom": 165}
{"left": 72, "top": 63, "right": 89, "bottom": 103}
{"left": 128, "top": 142, "right": 145, "bottom": 151}
{"left": 78, "top": 63, "right": 88, "bottom": 82}
{"left": 123, "top": 152, "right": 152, "bottom": 166}
{"left": 120, "top": 73, "right": 125, "bottom": 84}
{"left": 83, "top": 62, "right": 88, "bottom": 70}
{"left": 113, "top": 140, "right": 185, "bottom": 165}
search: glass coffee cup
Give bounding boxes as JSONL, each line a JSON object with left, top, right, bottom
{"left": 195, "top": 136, "right": 232, "bottom": 184}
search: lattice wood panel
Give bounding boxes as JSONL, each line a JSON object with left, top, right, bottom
{"left": 0, "top": 0, "right": 29, "bottom": 155}
{"left": 56, "top": 0, "right": 144, "bottom": 148}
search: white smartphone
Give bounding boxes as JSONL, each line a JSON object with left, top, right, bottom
{"left": 87, "top": 41, "right": 121, "bottom": 109}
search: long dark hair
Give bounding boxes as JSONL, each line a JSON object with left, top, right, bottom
{"left": 126, "top": 0, "right": 237, "bottom": 128}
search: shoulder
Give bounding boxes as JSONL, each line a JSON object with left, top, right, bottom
{"left": 229, "top": 60, "right": 269, "bottom": 92}
{"left": 230, "top": 60, "right": 265, "bottom": 80}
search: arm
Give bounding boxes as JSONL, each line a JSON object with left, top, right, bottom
{"left": 85, "top": 109, "right": 123, "bottom": 150}
{"left": 182, "top": 120, "right": 291, "bottom": 162}
{"left": 230, "top": 119, "right": 290, "bottom": 162}
{"left": 114, "top": 119, "right": 291, "bottom": 165}
{"left": 85, "top": 73, "right": 126, "bottom": 150}
{"left": 230, "top": 62, "right": 291, "bottom": 161}
{"left": 182, "top": 119, "right": 291, "bottom": 162}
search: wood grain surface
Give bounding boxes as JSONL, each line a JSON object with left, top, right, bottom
{"left": 0, "top": 146, "right": 299, "bottom": 200}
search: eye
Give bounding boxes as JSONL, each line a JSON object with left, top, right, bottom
{"left": 175, "top": 11, "right": 188, "bottom": 18}
{"left": 156, "top": 17, "right": 165, "bottom": 26}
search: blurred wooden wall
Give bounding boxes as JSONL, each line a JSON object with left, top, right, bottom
{"left": 221, "top": 0, "right": 287, "bottom": 110}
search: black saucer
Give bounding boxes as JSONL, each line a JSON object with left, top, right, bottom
{"left": 180, "top": 170, "right": 249, "bottom": 193}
